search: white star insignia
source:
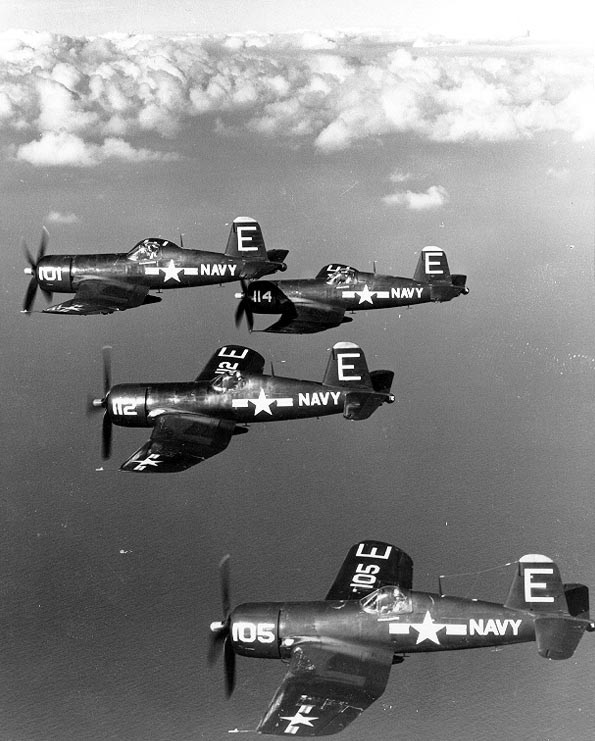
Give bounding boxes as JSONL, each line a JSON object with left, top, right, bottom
{"left": 160, "top": 260, "right": 182, "bottom": 282}
{"left": 281, "top": 709, "right": 318, "bottom": 732}
{"left": 356, "top": 284, "right": 375, "bottom": 305}
{"left": 249, "top": 388, "right": 274, "bottom": 415}
{"left": 132, "top": 454, "right": 161, "bottom": 471}
{"left": 410, "top": 611, "right": 446, "bottom": 645}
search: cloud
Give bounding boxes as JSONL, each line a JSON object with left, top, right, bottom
{"left": 0, "top": 29, "right": 591, "bottom": 164}
{"left": 46, "top": 211, "right": 79, "bottom": 224}
{"left": 383, "top": 185, "right": 450, "bottom": 210}
{"left": 15, "top": 131, "right": 179, "bottom": 167}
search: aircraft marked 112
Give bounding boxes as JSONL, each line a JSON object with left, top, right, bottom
{"left": 88, "top": 343, "right": 395, "bottom": 473}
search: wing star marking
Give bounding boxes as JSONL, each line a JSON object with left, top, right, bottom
{"left": 281, "top": 705, "right": 319, "bottom": 734}
{"left": 160, "top": 260, "right": 182, "bottom": 283}
{"left": 132, "top": 453, "right": 161, "bottom": 471}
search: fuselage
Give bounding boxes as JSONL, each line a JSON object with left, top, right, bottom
{"left": 248, "top": 271, "right": 464, "bottom": 315}
{"left": 34, "top": 245, "right": 279, "bottom": 294}
{"left": 106, "top": 375, "right": 372, "bottom": 428}
{"left": 229, "top": 592, "right": 536, "bottom": 662}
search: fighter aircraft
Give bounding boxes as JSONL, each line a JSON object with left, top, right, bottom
{"left": 22, "top": 217, "right": 288, "bottom": 315}
{"left": 88, "top": 343, "right": 395, "bottom": 472}
{"left": 234, "top": 247, "right": 468, "bottom": 333}
{"left": 209, "top": 540, "right": 593, "bottom": 736}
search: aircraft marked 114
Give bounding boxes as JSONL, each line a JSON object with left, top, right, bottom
{"left": 89, "top": 343, "right": 395, "bottom": 473}
{"left": 235, "top": 247, "right": 468, "bottom": 333}
{"left": 22, "top": 217, "right": 287, "bottom": 315}
{"left": 208, "top": 541, "right": 593, "bottom": 736}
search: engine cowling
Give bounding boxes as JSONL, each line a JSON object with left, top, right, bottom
{"left": 36, "top": 256, "right": 73, "bottom": 292}
{"left": 106, "top": 384, "right": 148, "bottom": 426}
{"left": 229, "top": 603, "right": 281, "bottom": 659}
{"left": 246, "top": 281, "right": 289, "bottom": 314}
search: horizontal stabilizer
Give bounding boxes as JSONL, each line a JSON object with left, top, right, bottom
{"left": 534, "top": 616, "right": 592, "bottom": 660}
{"left": 343, "top": 391, "right": 386, "bottom": 420}
{"left": 370, "top": 370, "right": 394, "bottom": 395}
{"left": 266, "top": 248, "right": 289, "bottom": 264}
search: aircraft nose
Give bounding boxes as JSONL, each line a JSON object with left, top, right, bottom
{"left": 24, "top": 267, "right": 34, "bottom": 275}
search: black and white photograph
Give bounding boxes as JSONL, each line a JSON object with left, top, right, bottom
{"left": 1, "top": 2, "right": 593, "bottom": 739}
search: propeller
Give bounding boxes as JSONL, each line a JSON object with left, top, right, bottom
{"left": 208, "top": 554, "right": 236, "bottom": 697}
{"left": 234, "top": 279, "right": 254, "bottom": 332}
{"left": 87, "top": 346, "right": 113, "bottom": 459}
{"left": 22, "top": 227, "right": 52, "bottom": 313}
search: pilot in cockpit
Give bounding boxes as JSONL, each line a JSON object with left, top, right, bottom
{"left": 212, "top": 371, "right": 244, "bottom": 393}
{"left": 128, "top": 240, "right": 160, "bottom": 262}
{"left": 363, "top": 586, "right": 411, "bottom": 615}
{"left": 326, "top": 267, "right": 356, "bottom": 287}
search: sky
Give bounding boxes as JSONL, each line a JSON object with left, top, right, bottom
{"left": 1, "top": 4, "right": 594, "bottom": 741}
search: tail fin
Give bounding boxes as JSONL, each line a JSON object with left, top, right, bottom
{"left": 322, "top": 342, "right": 372, "bottom": 389}
{"left": 225, "top": 217, "right": 267, "bottom": 260}
{"left": 505, "top": 555, "right": 568, "bottom": 614}
{"left": 505, "top": 555, "right": 594, "bottom": 660}
{"left": 413, "top": 247, "right": 451, "bottom": 283}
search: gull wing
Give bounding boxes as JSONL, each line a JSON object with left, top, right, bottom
{"left": 325, "top": 541, "right": 413, "bottom": 601}
{"left": 120, "top": 413, "right": 236, "bottom": 473}
{"left": 262, "top": 301, "right": 348, "bottom": 334}
{"left": 195, "top": 345, "right": 266, "bottom": 382}
{"left": 43, "top": 279, "right": 156, "bottom": 315}
{"left": 257, "top": 640, "right": 393, "bottom": 736}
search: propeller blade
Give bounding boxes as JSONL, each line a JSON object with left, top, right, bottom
{"left": 22, "top": 276, "right": 38, "bottom": 313}
{"left": 102, "top": 346, "right": 112, "bottom": 396}
{"left": 207, "top": 628, "right": 226, "bottom": 666}
{"left": 38, "top": 226, "right": 49, "bottom": 261}
{"left": 219, "top": 554, "right": 231, "bottom": 618}
{"left": 102, "top": 412, "right": 112, "bottom": 460}
{"left": 22, "top": 238, "right": 35, "bottom": 269}
{"left": 234, "top": 280, "right": 253, "bottom": 331}
{"left": 224, "top": 637, "right": 236, "bottom": 697}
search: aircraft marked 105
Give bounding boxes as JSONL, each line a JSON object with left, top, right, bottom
{"left": 524, "top": 567, "right": 555, "bottom": 603}
{"left": 208, "top": 541, "right": 593, "bottom": 736}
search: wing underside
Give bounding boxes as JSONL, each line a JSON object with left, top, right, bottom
{"left": 195, "top": 345, "right": 266, "bottom": 382}
{"left": 120, "top": 413, "right": 237, "bottom": 473}
{"left": 263, "top": 301, "right": 348, "bottom": 334}
{"left": 43, "top": 279, "right": 156, "bottom": 315}
{"left": 325, "top": 541, "right": 413, "bottom": 601}
{"left": 257, "top": 641, "right": 393, "bottom": 736}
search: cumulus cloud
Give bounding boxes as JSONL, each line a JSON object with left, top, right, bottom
{"left": 0, "top": 29, "right": 591, "bottom": 165}
{"left": 46, "top": 211, "right": 79, "bottom": 224}
{"left": 15, "top": 131, "right": 178, "bottom": 166}
{"left": 383, "top": 184, "right": 450, "bottom": 210}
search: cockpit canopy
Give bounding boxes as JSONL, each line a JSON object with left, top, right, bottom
{"left": 211, "top": 371, "right": 245, "bottom": 393}
{"left": 360, "top": 586, "right": 412, "bottom": 616}
{"left": 127, "top": 238, "right": 180, "bottom": 262}
{"left": 326, "top": 266, "right": 358, "bottom": 287}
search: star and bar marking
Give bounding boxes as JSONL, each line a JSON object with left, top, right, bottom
{"left": 281, "top": 705, "right": 318, "bottom": 734}
{"left": 232, "top": 389, "right": 294, "bottom": 416}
